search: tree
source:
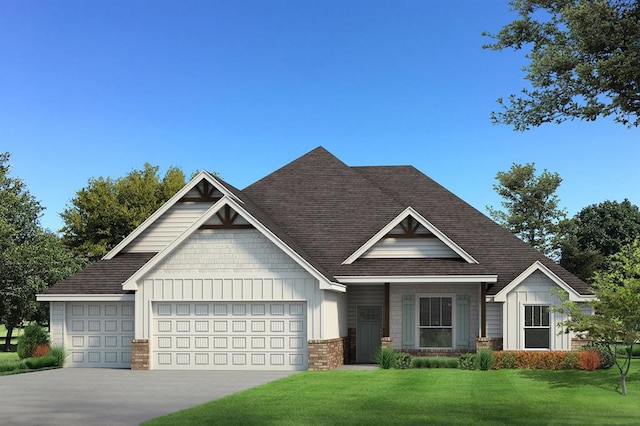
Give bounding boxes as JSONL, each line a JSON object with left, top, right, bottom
{"left": 487, "top": 163, "right": 567, "bottom": 257}
{"left": 484, "top": 0, "right": 640, "bottom": 130}
{"left": 61, "top": 163, "right": 186, "bottom": 261}
{"left": 556, "top": 239, "right": 640, "bottom": 396}
{"left": 0, "top": 153, "right": 84, "bottom": 350}
{"left": 561, "top": 199, "right": 640, "bottom": 280}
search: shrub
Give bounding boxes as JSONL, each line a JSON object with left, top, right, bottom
{"left": 581, "top": 343, "right": 614, "bottom": 369}
{"left": 24, "top": 355, "right": 58, "bottom": 370}
{"left": 623, "top": 344, "right": 640, "bottom": 357}
{"left": 498, "top": 352, "right": 517, "bottom": 369}
{"left": 375, "top": 347, "right": 396, "bottom": 369}
{"left": 395, "top": 352, "right": 412, "bottom": 369}
{"left": 49, "top": 346, "right": 66, "bottom": 367}
{"left": 562, "top": 351, "right": 579, "bottom": 370}
{"left": 32, "top": 343, "right": 51, "bottom": 358}
{"left": 457, "top": 353, "right": 476, "bottom": 370}
{"left": 412, "top": 357, "right": 457, "bottom": 369}
{"left": 578, "top": 351, "right": 601, "bottom": 371}
{"left": 0, "top": 360, "right": 27, "bottom": 373}
{"left": 476, "top": 349, "right": 494, "bottom": 371}
{"left": 17, "top": 324, "right": 50, "bottom": 359}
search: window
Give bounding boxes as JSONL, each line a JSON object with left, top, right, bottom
{"left": 419, "top": 297, "right": 453, "bottom": 348}
{"left": 524, "top": 305, "right": 550, "bottom": 349}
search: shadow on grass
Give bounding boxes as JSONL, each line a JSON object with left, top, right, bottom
{"left": 517, "top": 367, "right": 640, "bottom": 395}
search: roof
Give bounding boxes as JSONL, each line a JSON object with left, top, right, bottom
{"left": 45, "top": 146, "right": 589, "bottom": 297}
{"left": 43, "top": 253, "right": 155, "bottom": 294}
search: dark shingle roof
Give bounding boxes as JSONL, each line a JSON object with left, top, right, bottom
{"left": 44, "top": 253, "right": 155, "bottom": 294}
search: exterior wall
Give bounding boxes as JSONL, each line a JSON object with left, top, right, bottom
{"left": 502, "top": 270, "right": 572, "bottom": 350}
{"left": 49, "top": 302, "right": 65, "bottom": 347}
{"left": 135, "top": 229, "right": 326, "bottom": 344}
{"left": 347, "top": 284, "right": 385, "bottom": 330}
{"left": 486, "top": 302, "right": 502, "bottom": 338}
{"left": 389, "top": 283, "right": 480, "bottom": 351}
{"left": 124, "top": 202, "right": 212, "bottom": 253}
{"left": 322, "top": 290, "right": 348, "bottom": 339}
{"left": 308, "top": 338, "right": 345, "bottom": 370}
{"left": 363, "top": 238, "right": 458, "bottom": 259}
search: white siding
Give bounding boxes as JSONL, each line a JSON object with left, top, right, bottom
{"left": 322, "top": 291, "right": 347, "bottom": 338}
{"left": 347, "top": 285, "right": 385, "bottom": 329}
{"left": 389, "top": 283, "right": 480, "bottom": 350}
{"left": 136, "top": 229, "right": 325, "bottom": 342}
{"left": 123, "top": 202, "right": 212, "bottom": 253}
{"left": 49, "top": 302, "right": 65, "bottom": 347}
{"left": 503, "top": 270, "right": 572, "bottom": 350}
{"left": 486, "top": 302, "right": 502, "bottom": 338}
{"left": 363, "top": 238, "right": 459, "bottom": 259}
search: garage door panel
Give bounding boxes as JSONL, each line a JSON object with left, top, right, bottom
{"left": 65, "top": 302, "right": 135, "bottom": 368}
{"left": 152, "top": 302, "right": 307, "bottom": 370}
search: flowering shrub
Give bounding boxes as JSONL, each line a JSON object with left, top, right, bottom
{"left": 493, "top": 351, "right": 584, "bottom": 370}
{"left": 578, "top": 351, "right": 601, "bottom": 371}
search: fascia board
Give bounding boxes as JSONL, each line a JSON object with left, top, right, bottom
{"left": 335, "top": 275, "right": 498, "bottom": 284}
{"left": 104, "top": 171, "right": 227, "bottom": 259}
{"left": 494, "top": 261, "right": 586, "bottom": 302}
{"left": 342, "top": 206, "right": 478, "bottom": 265}
{"left": 36, "top": 294, "right": 135, "bottom": 302}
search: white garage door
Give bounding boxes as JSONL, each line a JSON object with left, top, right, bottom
{"left": 66, "top": 302, "right": 135, "bottom": 368}
{"left": 151, "top": 301, "right": 307, "bottom": 370}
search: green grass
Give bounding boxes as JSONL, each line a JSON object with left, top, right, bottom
{"left": 144, "top": 365, "right": 640, "bottom": 425}
{"left": 0, "top": 352, "right": 19, "bottom": 362}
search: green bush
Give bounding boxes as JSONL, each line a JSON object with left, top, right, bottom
{"left": 477, "top": 349, "right": 494, "bottom": 371}
{"left": 375, "top": 347, "right": 396, "bottom": 369}
{"left": 0, "top": 360, "right": 27, "bottom": 372}
{"left": 562, "top": 351, "right": 579, "bottom": 369}
{"left": 413, "top": 357, "right": 457, "bottom": 369}
{"left": 395, "top": 352, "right": 412, "bottom": 369}
{"left": 499, "top": 352, "right": 517, "bottom": 369}
{"left": 49, "top": 346, "right": 66, "bottom": 367}
{"left": 457, "top": 353, "right": 476, "bottom": 370}
{"left": 17, "top": 324, "right": 50, "bottom": 359}
{"left": 24, "top": 355, "right": 58, "bottom": 370}
{"left": 581, "top": 343, "right": 614, "bottom": 369}
{"left": 623, "top": 344, "right": 640, "bottom": 357}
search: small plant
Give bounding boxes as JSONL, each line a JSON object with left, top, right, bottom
{"left": 395, "top": 352, "right": 412, "bottom": 369}
{"left": 17, "top": 324, "right": 50, "bottom": 359}
{"left": 476, "top": 349, "right": 494, "bottom": 371}
{"left": 500, "top": 352, "right": 517, "bottom": 369}
{"left": 49, "top": 346, "right": 67, "bottom": 367}
{"left": 413, "top": 357, "right": 458, "bottom": 369}
{"left": 24, "top": 355, "right": 58, "bottom": 370}
{"left": 457, "top": 353, "right": 476, "bottom": 370}
{"left": 375, "top": 347, "right": 397, "bottom": 369}
{"left": 562, "top": 352, "right": 579, "bottom": 370}
{"left": 581, "top": 343, "right": 614, "bottom": 369}
{"left": 32, "top": 343, "right": 51, "bottom": 358}
{"left": 578, "top": 350, "right": 601, "bottom": 371}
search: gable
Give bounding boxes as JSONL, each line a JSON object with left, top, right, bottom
{"left": 343, "top": 207, "right": 477, "bottom": 264}
{"left": 362, "top": 215, "right": 460, "bottom": 259}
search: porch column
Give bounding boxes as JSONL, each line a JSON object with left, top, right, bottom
{"left": 480, "top": 283, "right": 487, "bottom": 338}
{"left": 384, "top": 283, "right": 390, "bottom": 336}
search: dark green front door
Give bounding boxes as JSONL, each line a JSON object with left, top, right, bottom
{"left": 356, "top": 305, "right": 382, "bottom": 363}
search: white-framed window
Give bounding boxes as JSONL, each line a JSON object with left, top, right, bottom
{"left": 418, "top": 296, "right": 453, "bottom": 348}
{"left": 524, "top": 305, "right": 550, "bottom": 349}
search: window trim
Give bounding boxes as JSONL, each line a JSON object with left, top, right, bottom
{"left": 522, "top": 303, "right": 551, "bottom": 350}
{"left": 416, "top": 293, "right": 456, "bottom": 349}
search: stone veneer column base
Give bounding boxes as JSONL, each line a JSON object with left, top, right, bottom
{"left": 476, "top": 337, "right": 503, "bottom": 351}
{"left": 131, "top": 339, "right": 150, "bottom": 370}
{"left": 308, "top": 338, "right": 345, "bottom": 371}
{"left": 381, "top": 336, "right": 393, "bottom": 348}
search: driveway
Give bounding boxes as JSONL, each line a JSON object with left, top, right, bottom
{"left": 0, "top": 368, "right": 296, "bottom": 426}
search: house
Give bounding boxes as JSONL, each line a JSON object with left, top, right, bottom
{"left": 37, "top": 147, "right": 593, "bottom": 371}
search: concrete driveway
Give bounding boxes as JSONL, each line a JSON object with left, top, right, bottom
{"left": 0, "top": 368, "right": 296, "bottom": 426}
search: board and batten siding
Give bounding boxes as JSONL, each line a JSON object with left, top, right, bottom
{"left": 389, "top": 283, "right": 480, "bottom": 350}
{"left": 485, "top": 302, "right": 502, "bottom": 339}
{"left": 502, "top": 270, "right": 572, "bottom": 350}
{"left": 135, "top": 229, "right": 330, "bottom": 341}
{"left": 363, "top": 238, "right": 459, "bottom": 259}
{"left": 123, "top": 202, "right": 213, "bottom": 253}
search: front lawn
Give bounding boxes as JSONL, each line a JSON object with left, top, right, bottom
{"left": 145, "top": 365, "right": 640, "bottom": 425}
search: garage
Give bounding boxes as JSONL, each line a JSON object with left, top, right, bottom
{"left": 66, "top": 302, "right": 135, "bottom": 368}
{"left": 151, "top": 301, "right": 307, "bottom": 370}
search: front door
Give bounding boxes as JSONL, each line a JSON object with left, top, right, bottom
{"left": 356, "top": 305, "right": 382, "bottom": 363}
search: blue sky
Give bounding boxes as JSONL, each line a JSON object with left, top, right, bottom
{"left": 2, "top": 1, "right": 638, "bottom": 233}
